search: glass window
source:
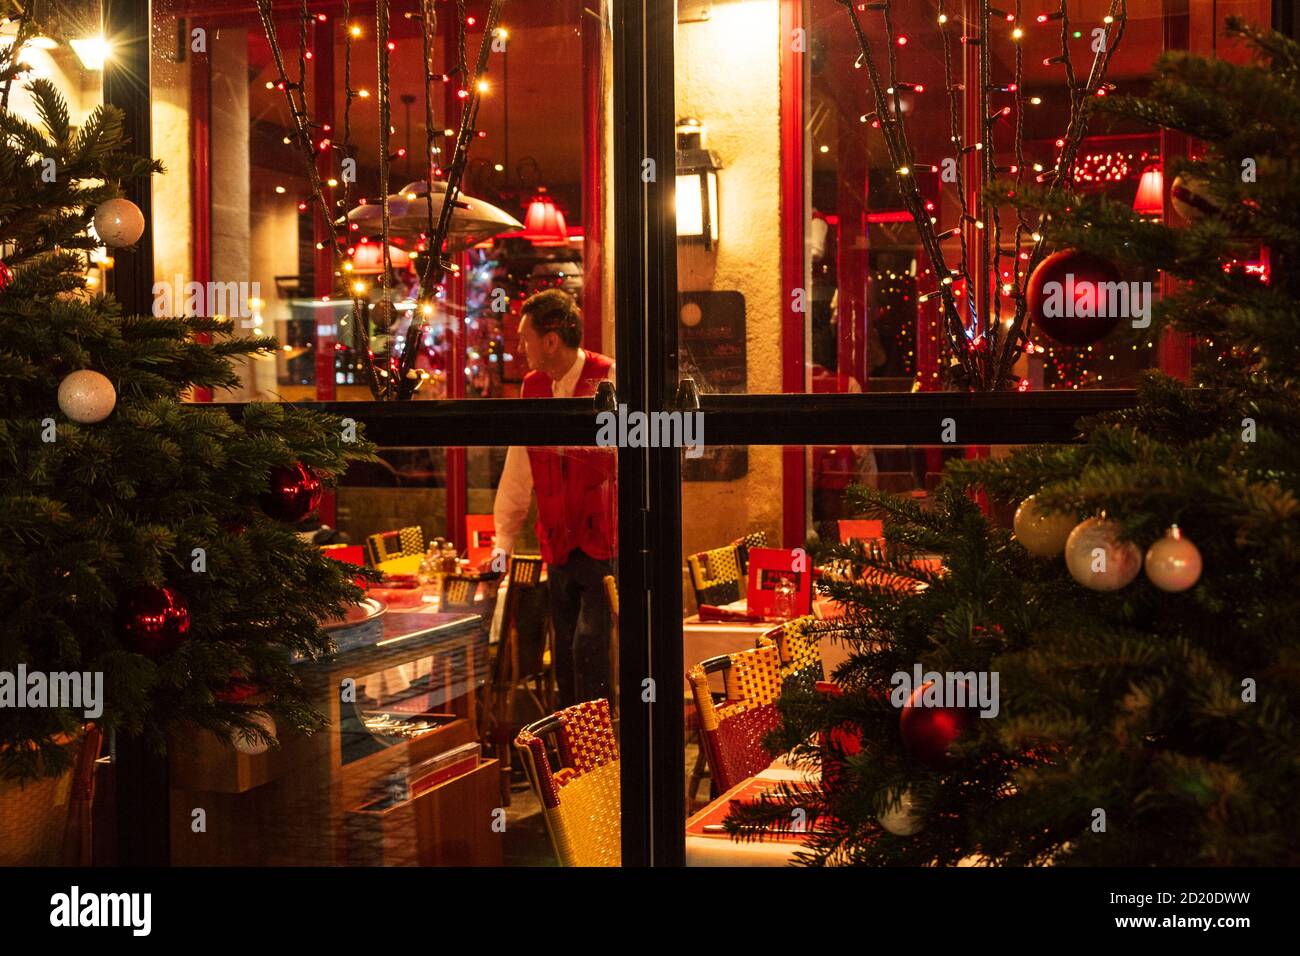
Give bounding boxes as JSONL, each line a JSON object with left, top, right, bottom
{"left": 681, "top": 441, "right": 1015, "bottom": 862}
{"left": 675, "top": 0, "right": 1271, "bottom": 395}
{"left": 167, "top": 445, "right": 621, "bottom": 867}
{"left": 150, "top": 0, "right": 614, "bottom": 402}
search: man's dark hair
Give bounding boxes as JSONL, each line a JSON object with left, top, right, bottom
{"left": 521, "top": 288, "right": 582, "bottom": 349}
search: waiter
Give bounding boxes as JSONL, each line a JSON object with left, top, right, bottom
{"left": 490, "top": 289, "right": 616, "bottom": 707}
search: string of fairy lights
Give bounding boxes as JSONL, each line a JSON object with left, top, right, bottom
{"left": 839, "top": 0, "right": 1129, "bottom": 390}
{"left": 255, "top": 0, "right": 506, "bottom": 400}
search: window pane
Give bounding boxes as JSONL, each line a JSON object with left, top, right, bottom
{"left": 166, "top": 445, "right": 621, "bottom": 866}
{"left": 151, "top": 1, "right": 614, "bottom": 402}
{"left": 674, "top": 0, "right": 1268, "bottom": 395}
{"left": 681, "top": 442, "right": 1015, "bottom": 864}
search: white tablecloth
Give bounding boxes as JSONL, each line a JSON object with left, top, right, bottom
{"left": 685, "top": 762, "right": 817, "bottom": 866}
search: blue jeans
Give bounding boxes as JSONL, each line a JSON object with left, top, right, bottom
{"left": 547, "top": 549, "right": 614, "bottom": 708}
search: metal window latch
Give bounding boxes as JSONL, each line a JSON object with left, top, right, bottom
{"left": 594, "top": 380, "right": 617, "bottom": 413}
{"left": 675, "top": 377, "right": 700, "bottom": 412}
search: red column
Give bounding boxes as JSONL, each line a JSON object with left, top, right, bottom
{"left": 581, "top": 9, "right": 604, "bottom": 352}
{"left": 313, "top": 15, "right": 337, "bottom": 403}
{"left": 190, "top": 23, "right": 213, "bottom": 403}
{"left": 781, "top": 0, "right": 807, "bottom": 549}
{"left": 836, "top": 117, "right": 868, "bottom": 387}
{"left": 312, "top": 15, "right": 338, "bottom": 528}
{"left": 442, "top": 18, "right": 469, "bottom": 551}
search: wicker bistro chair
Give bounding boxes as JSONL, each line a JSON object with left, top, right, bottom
{"left": 365, "top": 525, "right": 425, "bottom": 566}
{"left": 515, "top": 699, "right": 621, "bottom": 867}
{"left": 439, "top": 570, "right": 503, "bottom": 614}
{"left": 731, "top": 530, "right": 769, "bottom": 577}
{"left": 483, "top": 554, "right": 551, "bottom": 805}
{"left": 686, "top": 543, "right": 744, "bottom": 607}
{"left": 602, "top": 575, "right": 620, "bottom": 716}
{"left": 759, "top": 614, "right": 825, "bottom": 695}
{"left": 687, "top": 644, "right": 784, "bottom": 793}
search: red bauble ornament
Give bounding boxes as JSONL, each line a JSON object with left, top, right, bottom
{"left": 1025, "top": 250, "right": 1125, "bottom": 346}
{"left": 899, "top": 681, "right": 974, "bottom": 769}
{"left": 117, "top": 585, "right": 190, "bottom": 656}
{"left": 0, "top": 260, "right": 12, "bottom": 291}
{"left": 259, "top": 462, "right": 322, "bottom": 523}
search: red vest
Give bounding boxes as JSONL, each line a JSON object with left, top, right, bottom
{"left": 522, "top": 351, "right": 618, "bottom": 566}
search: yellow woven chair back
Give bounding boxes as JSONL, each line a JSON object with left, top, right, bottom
{"left": 759, "top": 614, "right": 824, "bottom": 693}
{"left": 508, "top": 553, "right": 543, "bottom": 587}
{"left": 366, "top": 526, "right": 424, "bottom": 565}
{"left": 687, "top": 644, "right": 783, "bottom": 791}
{"left": 515, "top": 698, "right": 620, "bottom": 867}
{"left": 686, "top": 544, "right": 743, "bottom": 606}
{"left": 731, "top": 530, "right": 768, "bottom": 574}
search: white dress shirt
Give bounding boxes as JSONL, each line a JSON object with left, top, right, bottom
{"left": 492, "top": 349, "right": 615, "bottom": 555}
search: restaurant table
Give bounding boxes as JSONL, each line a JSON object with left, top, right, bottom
{"left": 686, "top": 755, "right": 990, "bottom": 867}
{"left": 366, "top": 578, "right": 507, "bottom": 645}
{"left": 682, "top": 599, "right": 850, "bottom": 692}
{"left": 685, "top": 758, "right": 818, "bottom": 866}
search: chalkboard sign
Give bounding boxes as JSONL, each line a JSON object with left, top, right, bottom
{"left": 679, "top": 291, "right": 747, "bottom": 481}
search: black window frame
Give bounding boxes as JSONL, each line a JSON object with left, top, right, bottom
{"left": 102, "top": 0, "right": 1180, "bottom": 867}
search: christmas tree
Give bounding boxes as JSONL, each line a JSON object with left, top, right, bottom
{"left": 732, "top": 19, "right": 1300, "bottom": 866}
{"left": 0, "top": 66, "right": 376, "bottom": 776}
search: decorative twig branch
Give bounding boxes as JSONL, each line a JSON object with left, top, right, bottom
{"left": 256, "top": 0, "right": 506, "bottom": 401}
{"left": 993, "top": 0, "right": 1128, "bottom": 388}
{"left": 842, "top": 0, "right": 1128, "bottom": 390}
{"left": 840, "top": 0, "right": 981, "bottom": 388}
{"left": 393, "top": 0, "right": 504, "bottom": 399}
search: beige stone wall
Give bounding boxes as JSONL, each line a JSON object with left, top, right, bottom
{"left": 676, "top": 1, "right": 785, "bottom": 595}
{"left": 150, "top": 47, "right": 192, "bottom": 326}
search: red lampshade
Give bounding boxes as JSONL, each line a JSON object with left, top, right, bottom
{"left": 1133, "top": 165, "right": 1163, "bottom": 217}
{"left": 523, "top": 188, "right": 568, "bottom": 244}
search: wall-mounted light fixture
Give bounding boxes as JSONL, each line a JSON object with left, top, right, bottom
{"left": 70, "top": 35, "right": 111, "bottom": 71}
{"left": 675, "top": 118, "right": 722, "bottom": 251}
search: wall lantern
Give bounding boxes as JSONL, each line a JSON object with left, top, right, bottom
{"left": 70, "top": 35, "right": 112, "bottom": 71}
{"left": 675, "top": 118, "right": 722, "bottom": 251}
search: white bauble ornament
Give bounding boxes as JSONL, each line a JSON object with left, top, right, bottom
{"left": 1013, "top": 495, "right": 1076, "bottom": 557}
{"left": 230, "top": 711, "right": 277, "bottom": 756}
{"left": 1144, "top": 525, "right": 1202, "bottom": 593}
{"left": 1064, "top": 517, "right": 1142, "bottom": 591}
{"left": 1170, "top": 174, "right": 1218, "bottom": 223}
{"left": 93, "top": 197, "right": 145, "bottom": 247}
{"left": 57, "top": 370, "right": 116, "bottom": 423}
{"left": 878, "top": 788, "right": 925, "bottom": 836}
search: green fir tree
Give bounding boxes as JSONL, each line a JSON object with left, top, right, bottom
{"left": 0, "top": 55, "right": 377, "bottom": 776}
{"left": 732, "top": 18, "right": 1300, "bottom": 866}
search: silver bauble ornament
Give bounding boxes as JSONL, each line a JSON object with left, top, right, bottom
{"left": 1170, "top": 174, "right": 1218, "bottom": 223}
{"left": 1144, "top": 525, "right": 1202, "bottom": 593}
{"left": 93, "top": 197, "right": 146, "bottom": 247}
{"left": 57, "top": 369, "right": 116, "bottom": 423}
{"left": 230, "top": 711, "right": 277, "bottom": 756}
{"left": 1065, "top": 517, "right": 1142, "bottom": 591}
{"left": 878, "top": 788, "right": 925, "bottom": 836}
{"left": 1013, "top": 495, "right": 1075, "bottom": 557}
